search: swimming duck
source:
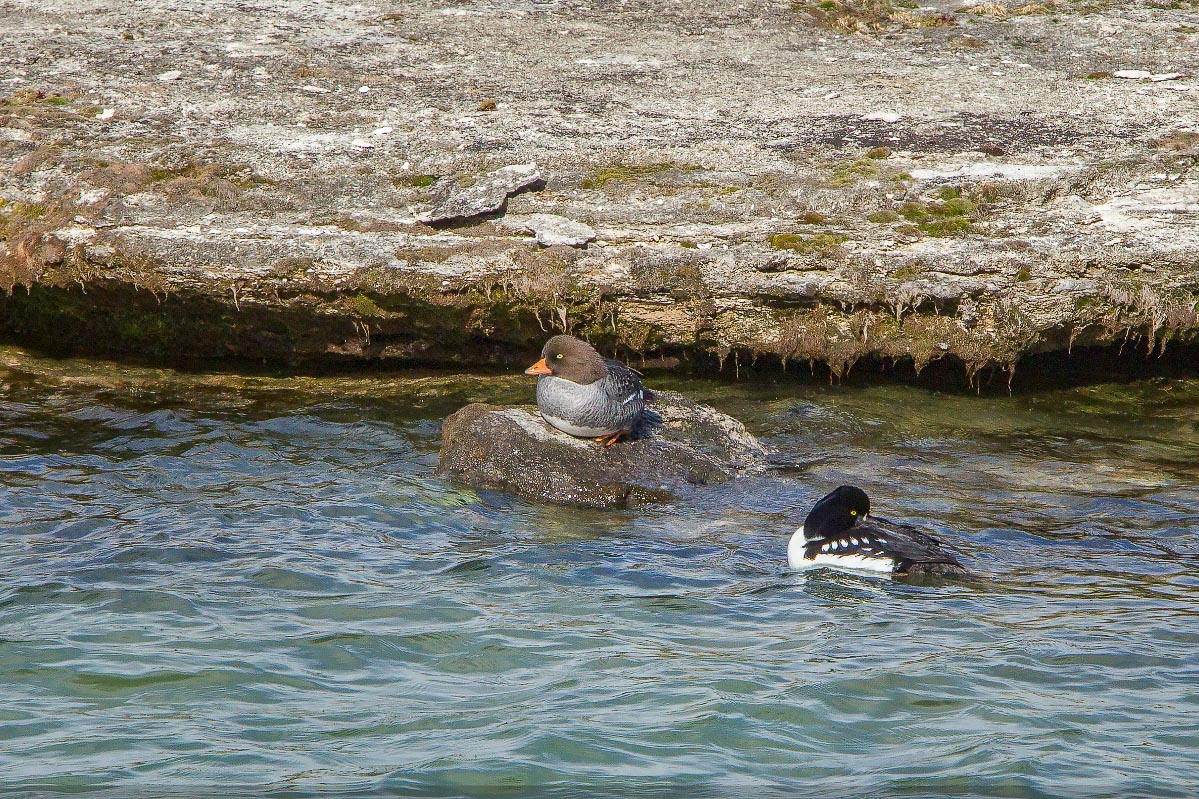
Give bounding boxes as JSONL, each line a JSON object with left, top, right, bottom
{"left": 524, "top": 334, "right": 647, "bottom": 447}
{"left": 787, "top": 485, "right": 970, "bottom": 578}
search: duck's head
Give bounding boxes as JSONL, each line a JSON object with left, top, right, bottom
{"left": 524, "top": 335, "right": 607, "bottom": 385}
{"left": 802, "top": 485, "right": 870, "bottom": 540}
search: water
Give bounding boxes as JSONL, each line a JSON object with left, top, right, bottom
{"left": 2, "top": 346, "right": 1198, "bottom": 798}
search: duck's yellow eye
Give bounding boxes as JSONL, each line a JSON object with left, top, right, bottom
{"left": 556, "top": 353, "right": 563, "bottom": 359}
{"left": 850, "top": 510, "right": 857, "bottom": 516}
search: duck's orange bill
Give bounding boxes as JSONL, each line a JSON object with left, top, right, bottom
{"left": 524, "top": 358, "right": 552, "bottom": 376}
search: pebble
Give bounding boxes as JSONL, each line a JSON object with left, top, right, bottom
{"left": 97, "top": 108, "right": 115, "bottom": 120}
{"left": 157, "top": 69, "right": 183, "bottom": 81}
{"left": 861, "top": 111, "right": 901, "bottom": 123}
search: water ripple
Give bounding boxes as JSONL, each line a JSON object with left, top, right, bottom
{"left": 3, "top": 356, "right": 1199, "bottom": 795}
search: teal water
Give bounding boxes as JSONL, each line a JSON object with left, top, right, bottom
{"left": 2, "top": 347, "right": 1198, "bottom": 798}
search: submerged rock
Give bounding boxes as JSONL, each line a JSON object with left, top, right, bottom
{"left": 420, "top": 163, "right": 543, "bottom": 225}
{"left": 437, "top": 391, "right": 766, "bottom": 508}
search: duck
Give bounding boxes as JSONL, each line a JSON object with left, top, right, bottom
{"left": 524, "top": 334, "right": 648, "bottom": 447}
{"left": 787, "top": 485, "right": 970, "bottom": 579}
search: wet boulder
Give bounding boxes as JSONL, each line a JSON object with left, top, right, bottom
{"left": 437, "top": 391, "right": 766, "bottom": 508}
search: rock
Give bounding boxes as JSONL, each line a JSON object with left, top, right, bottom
{"left": 437, "top": 391, "right": 766, "bottom": 508}
{"left": 910, "top": 163, "right": 1065, "bottom": 181}
{"left": 526, "top": 213, "right": 596, "bottom": 248}
{"left": 420, "top": 164, "right": 543, "bottom": 225}
{"left": 1113, "top": 70, "right": 1185, "bottom": 82}
{"left": 156, "top": 69, "right": 183, "bottom": 82}
{"left": 6, "top": 0, "right": 1199, "bottom": 377}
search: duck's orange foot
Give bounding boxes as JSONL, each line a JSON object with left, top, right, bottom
{"left": 595, "top": 431, "right": 626, "bottom": 448}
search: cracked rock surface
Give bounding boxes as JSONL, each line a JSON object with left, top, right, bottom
{"left": 1, "top": 0, "right": 1197, "bottom": 378}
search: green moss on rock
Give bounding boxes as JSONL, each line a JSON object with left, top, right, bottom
{"left": 769, "top": 232, "right": 848, "bottom": 252}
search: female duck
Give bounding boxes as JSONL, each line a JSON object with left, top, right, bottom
{"left": 788, "top": 486, "right": 970, "bottom": 578}
{"left": 524, "top": 334, "right": 647, "bottom": 447}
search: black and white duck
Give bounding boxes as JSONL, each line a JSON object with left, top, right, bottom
{"left": 788, "top": 485, "right": 970, "bottom": 579}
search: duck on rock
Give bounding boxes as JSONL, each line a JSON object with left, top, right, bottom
{"left": 788, "top": 486, "right": 971, "bottom": 579}
{"left": 524, "top": 335, "right": 648, "bottom": 447}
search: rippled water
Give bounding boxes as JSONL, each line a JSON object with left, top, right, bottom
{"left": 2, "top": 346, "right": 1198, "bottom": 798}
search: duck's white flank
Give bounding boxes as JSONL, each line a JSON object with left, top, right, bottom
{"left": 786, "top": 526, "right": 894, "bottom": 573}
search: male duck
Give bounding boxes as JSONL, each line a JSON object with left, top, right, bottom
{"left": 788, "top": 485, "right": 970, "bottom": 579}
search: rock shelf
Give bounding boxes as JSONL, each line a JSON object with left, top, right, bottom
{"left": 1, "top": 1, "right": 1197, "bottom": 381}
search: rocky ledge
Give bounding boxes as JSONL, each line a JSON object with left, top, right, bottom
{"left": 437, "top": 391, "right": 766, "bottom": 508}
{"left": 2, "top": 1, "right": 1199, "bottom": 384}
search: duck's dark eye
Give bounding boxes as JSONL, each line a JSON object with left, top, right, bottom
{"left": 555, "top": 353, "right": 563, "bottom": 359}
